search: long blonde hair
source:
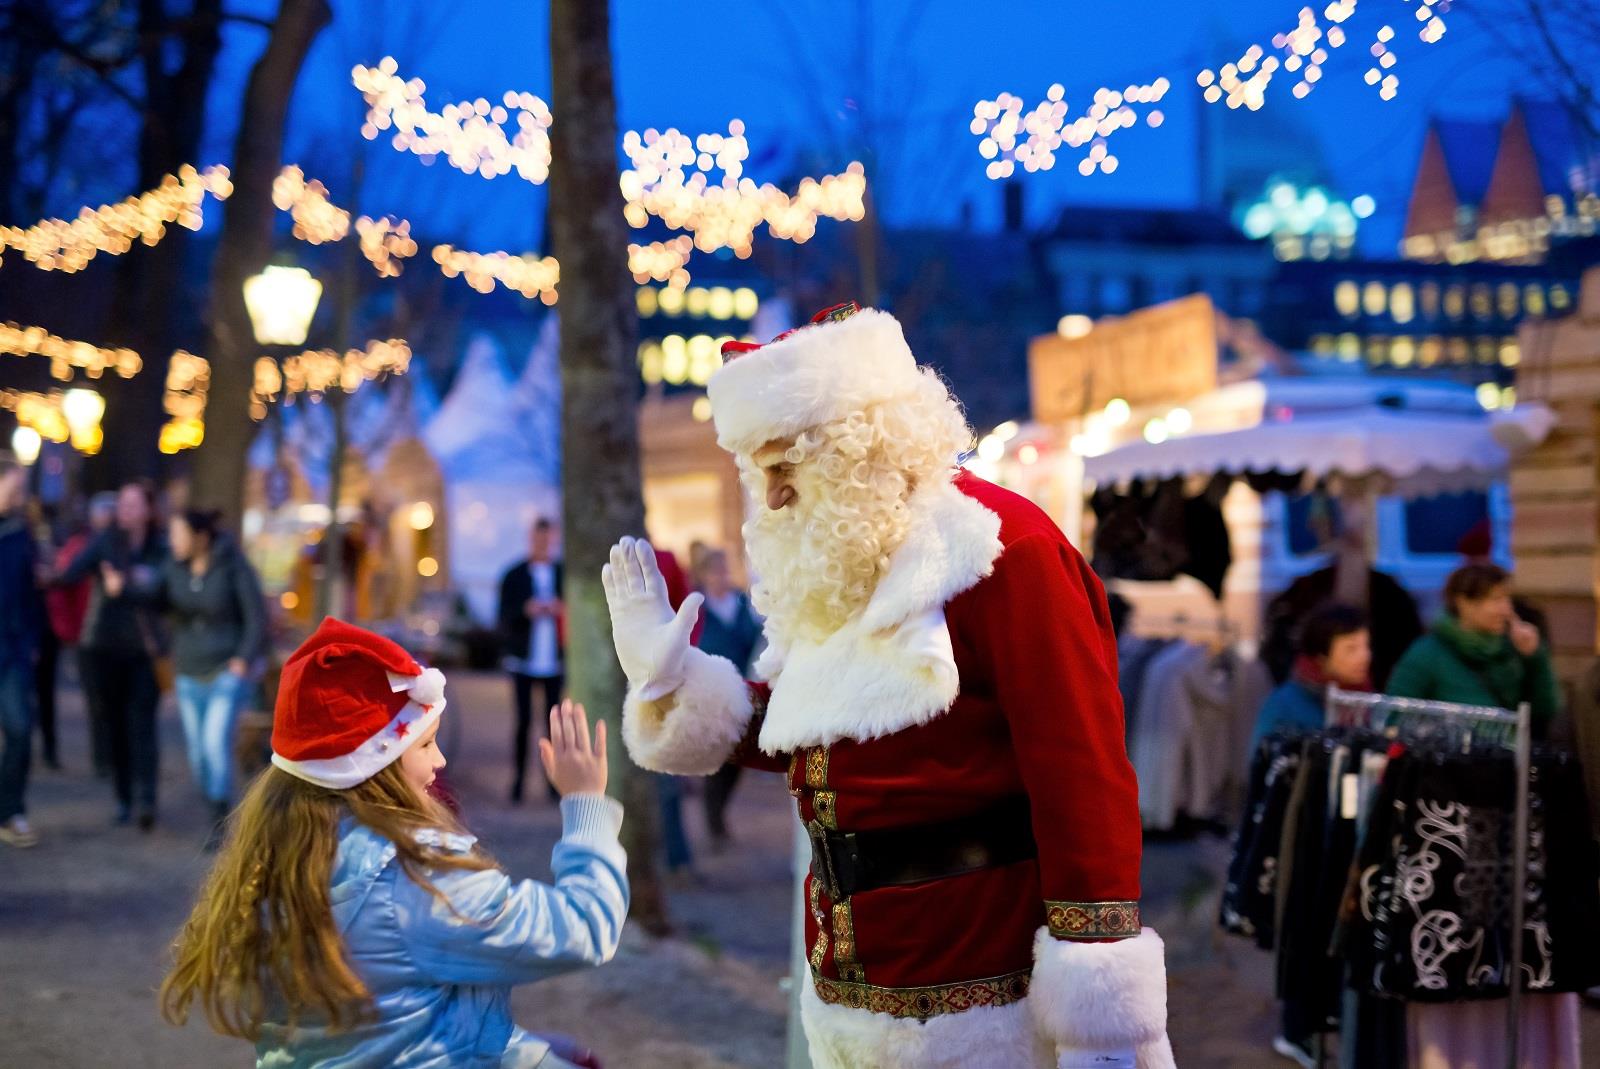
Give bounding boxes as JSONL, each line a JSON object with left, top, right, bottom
{"left": 740, "top": 368, "right": 973, "bottom": 645}
{"left": 160, "top": 764, "right": 494, "bottom": 1040}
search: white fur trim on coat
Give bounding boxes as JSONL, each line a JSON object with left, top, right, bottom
{"left": 708, "top": 308, "right": 923, "bottom": 455}
{"left": 621, "top": 646, "right": 754, "bottom": 775}
{"left": 1029, "top": 928, "right": 1176, "bottom": 1069}
{"left": 757, "top": 475, "right": 1003, "bottom": 753}
{"left": 800, "top": 977, "right": 1052, "bottom": 1069}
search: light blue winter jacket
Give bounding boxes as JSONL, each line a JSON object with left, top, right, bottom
{"left": 255, "top": 794, "right": 629, "bottom": 1069}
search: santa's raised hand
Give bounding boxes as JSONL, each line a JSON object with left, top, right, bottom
{"left": 602, "top": 536, "right": 702, "bottom": 701}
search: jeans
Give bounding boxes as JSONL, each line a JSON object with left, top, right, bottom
{"left": 83, "top": 648, "right": 160, "bottom": 813}
{"left": 0, "top": 662, "right": 36, "bottom": 822}
{"left": 658, "top": 773, "right": 693, "bottom": 870}
{"left": 176, "top": 670, "right": 247, "bottom": 805}
{"left": 34, "top": 629, "right": 59, "bottom": 764}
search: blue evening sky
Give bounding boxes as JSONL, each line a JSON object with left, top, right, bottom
{"left": 199, "top": 1, "right": 1531, "bottom": 257}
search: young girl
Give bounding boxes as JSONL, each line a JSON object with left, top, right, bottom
{"left": 161, "top": 618, "right": 628, "bottom": 1068}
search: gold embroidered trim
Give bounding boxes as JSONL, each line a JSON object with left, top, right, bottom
{"left": 805, "top": 746, "right": 830, "bottom": 788}
{"left": 810, "top": 969, "right": 1031, "bottom": 1021}
{"left": 1044, "top": 900, "right": 1142, "bottom": 940}
{"left": 813, "top": 790, "right": 838, "bottom": 830}
{"left": 831, "top": 901, "right": 864, "bottom": 983}
{"left": 808, "top": 877, "right": 829, "bottom": 971}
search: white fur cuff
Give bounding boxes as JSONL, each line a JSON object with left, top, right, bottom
{"left": 621, "top": 647, "right": 753, "bottom": 775}
{"left": 1029, "top": 928, "right": 1173, "bottom": 1067}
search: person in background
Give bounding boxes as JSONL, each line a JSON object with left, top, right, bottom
{"left": 29, "top": 503, "right": 64, "bottom": 772}
{"left": 59, "top": 481, "right": 168, "bottom": 830}
{"left": 0, "top": 458, "right": 43, "bottom": 848}
{"left": 1389, "top": 563, "right": 1560, "bottom": 735}
{"left": 46, "top": 492, "right": 115, "bottom": 776}
{"left": 497, "top": 518, "right": 565, "bottom": 804}
{"left": 651, "top": 543, "right": 700, "bottom": 880}
{"left": 160, "top": 619, "right": 625, "bottom": 1068}
{"left": 692, "top": 547, "right": 763, "bottom": 849}
{"left": 162, "top": 509, "right": 267, "bottom": 848}
{"left": 1261, "top": 509, "right": 1421, "bottom": 690}
{"left": 1249, "top": 604, "right": 1371, "bottom": 758}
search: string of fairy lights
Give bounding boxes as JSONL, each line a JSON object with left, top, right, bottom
{"left": 972, "top": 0, "right": 1453, "bottom": 178}
{"left": 248, "top": 338, "right": 412, "bottom": 420}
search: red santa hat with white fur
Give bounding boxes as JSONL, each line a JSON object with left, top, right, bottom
{"left": 271, "top": 618, "right": 448, "bottom": 789}
{"left": 708, "top": 301, "right": 927, "bottom": 455}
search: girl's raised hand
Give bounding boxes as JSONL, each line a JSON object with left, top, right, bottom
{"left": 538, "top": 700, "right": 608, "bottom": 797}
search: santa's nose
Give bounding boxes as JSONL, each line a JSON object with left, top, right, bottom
{"left": 766, "top": 484, "right": 797, "bottom": 511}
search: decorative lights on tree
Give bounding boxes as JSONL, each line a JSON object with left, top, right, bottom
{"left": 351, "top": 57, "right": 553, "bottom": 182}
{"left": 159, "top": 350, "right": 210, "bottom": 454}
{"left": 0, "top": 389, "right": 72, "bottom": 445}
{"left": 0, "top": 322, "right": 142, "bottom": 379}
{"left": 271, "top": 166, "right": 352, "bottom": 244}
{"left": 355, "top": 215, "right": 418, "bottom": 277}
{"left": 249, "top": 338, "right": 412, "bottom": 419}
{"left": 628, "top": 236, "right": 694, "bottom": 288}
{"left": 431, "top": 244, "right": 559, "bottom": 301}
{"left": 0, "top": 165, "right": 232, "bottom": 272}
{"left": 969, "top": 80, "right": 1171, "bottom": 179}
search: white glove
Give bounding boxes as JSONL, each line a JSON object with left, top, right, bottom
{"left": 601, "top": 536, "right": 703, "bottom": 701}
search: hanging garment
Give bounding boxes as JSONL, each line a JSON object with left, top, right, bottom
{"left": 1117, "top": 635, "right": 1173, "bottom": 745}
{"left": 1407, "top": 993, "right": 1582, "bottom": 1069}
{"left": 1220, "top": 735, "right": 1305, "bottom": 947}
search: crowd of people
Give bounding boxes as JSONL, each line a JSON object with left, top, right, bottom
{"left": 0, "top": 462, "right": 267, "bottom": 849}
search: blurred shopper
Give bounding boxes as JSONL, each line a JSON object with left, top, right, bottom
{"left": 162, "top": 509, "right": 266, "bottom": 847}
{"left": 60, "top": 482, "right": 169, "bottom": 830}
{"left": 1249, "top": 604, "right": 1371, "bottom": 756}
{"left": 0, "top": 458, "right": 43, "bottom": 848}
{"left": 47, "top": 492, "right": 116, "bottom": 776}
{"left": 497, "top": 518, "right": 564, "bottom": 804}
{"left": 1262, "top": 519, "right": 1421, "bottom": 690}
{"left": 1389, "top": 563, "right": 1560, "bottom": 735}
{"left": 29, "top": 505, "right": 65, "bottom": 771}
{"left": 692, "top": 547, "right": 762, "bottom": 848}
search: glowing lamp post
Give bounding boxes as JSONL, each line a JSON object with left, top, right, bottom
{"left": 243, "top": 265, "right": 323, "bottom": 346}
{"left": 10, "top": 426, "right": 42, "bottom": 466}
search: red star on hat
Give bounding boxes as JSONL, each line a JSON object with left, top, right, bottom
{"left": 393, "top": 720, "right": 411, "bottom": 739}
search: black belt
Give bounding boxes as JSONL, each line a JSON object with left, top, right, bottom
{"left": 807, "top": 796, "right": 1036, "bottom": 900}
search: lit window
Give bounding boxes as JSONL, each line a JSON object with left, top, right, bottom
{"left": 1419, "top": 337, "right": 1444, "bottom": 367}
{"left": 1499, "top": 339, "right": 1520, "bottom": 367}
{"left": 1475, "top": 337, "right": 1496, "bottom": 364}
{"left": 707, "top": 287, "right": 735, "bottom": 320}
{"left": 686, "top": 288, "right": 710, "bottom": 317}
{"left": 1551, "top": 285, "right": 1572, "bottom": 310}
{"left": 638, "top": 341, "right": 664, "bottom": 384}
{"left": 1497, "top": 282, "right": 1519, "bottom": 319}
{"left": 661, "top": 335, "right": 688, "bottom": 384}
{"left": 1362, "top": 281, "right": 1386, "bottom": 317}
{"left": 732, "top": 287, "right": 759, "bottom": 319}
{"left": 1391, "top": 282, "right": 1415, "bottom": 324}
{"left": 1419, "top": 281, "right": 1440, "bottom": 318}
{"left": 636, "top": 287, "right": 659, "bottom": 317}
{"left": 1334, "top": 280, "right": 1360, "bottom": 318}
{"left": 1470, "top": 284, "right": 1492, "bottom": 320}
{"left": 687, "top": 335, "right": 719, "bottom": 385}
{"left": 1337, "top": 333, "right": 1361, "bottom": 361}
{"left": 1365, "top": 335, "right": 1387, "bottom": 365}
{"left": 658, "top": 286, "right": 686, "bottom": 316}
{"left": 1310, "top": 334, "right": 1335, "bottom": 354}
{"left": 1524, "top": 285, "right": 1546, "bottom": 317}
{"left": 1447, "top": 338, "right": 1470, "bottom": 364}
{"left": 1444, "top": 285, "right": 1466, "bottom": 319}
{"left": 1390, "top": 336, "right": 1416, "bottom": 367}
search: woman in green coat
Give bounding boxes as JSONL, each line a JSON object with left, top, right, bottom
{"left": 1388, "top": 563, "right": 1561, "bottom": 735}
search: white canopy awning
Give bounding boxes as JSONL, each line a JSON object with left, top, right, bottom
{"left": 1082, "top": 403, "right": 1555, "bottom": 499}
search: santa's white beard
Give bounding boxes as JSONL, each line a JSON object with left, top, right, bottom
{"left": 744, "top": 468, "right": 912, "bottom": 648}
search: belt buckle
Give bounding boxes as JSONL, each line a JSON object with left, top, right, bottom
{"left": 807, "top": 820, "right": 841, "bottom": 900}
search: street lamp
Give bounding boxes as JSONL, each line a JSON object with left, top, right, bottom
{"left": 244, "top": 265, "right": 323, "bottom": 346}
{"left": 10, "top": 426, "right": 42, "bottom": 466}
{"left": 61, "top": 387, "right": 105, "bottom": 451}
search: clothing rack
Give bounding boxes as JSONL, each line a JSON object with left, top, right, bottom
{"left": 1322, "top": 686, "right": 1533, "bottom": 1069}
{"left": 1132, "top": 612, "right": 1239, "bottom": 645}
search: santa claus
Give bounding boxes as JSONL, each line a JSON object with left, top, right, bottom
{"left": 603, "top": 302, "right": 1173, "bottom": 1069}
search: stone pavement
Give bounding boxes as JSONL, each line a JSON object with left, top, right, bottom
{"left": 1, "top": 669, "right": 1594, "bottom": 1067}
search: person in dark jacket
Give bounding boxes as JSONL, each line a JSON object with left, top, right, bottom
{"left": 496, "top": 518, "right": 564, "bottom": 804}
{"left": 1389, "top": 563, "right": 1561, "bottom": 735}
{"left": 0, "top": 459, "right": 43, "bottom": 849}
{"left": 59, "top": 481, "right": 168, "bottom": 830}
{"left": 1261, "top": 557, "right": 1421, "bottom": 691}
{"left": 692, "top": 547, "right": 763, "bottom": 847}
{"left": 161, "top": 509, "right": 266, "bottom": 842}
{"left": 1249, "top": 604, "right": 1372, "bottom": 758}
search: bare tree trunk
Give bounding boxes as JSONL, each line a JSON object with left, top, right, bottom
{"left": 549, "top": 0, "right": 668, "bottom": 934}
{"left": 91, "top": 0, "right": 226, "bottom": 492}
{"left": 189, "top": 0, "right": 330, "bottom": 528}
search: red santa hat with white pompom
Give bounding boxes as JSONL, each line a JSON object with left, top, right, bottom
{"left": 271, "top": 617, "right": 448, "bottom": 789}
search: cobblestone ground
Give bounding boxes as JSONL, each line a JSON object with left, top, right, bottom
{"left": 1, "top": 669, "right": 1594, "bottom": 1067}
